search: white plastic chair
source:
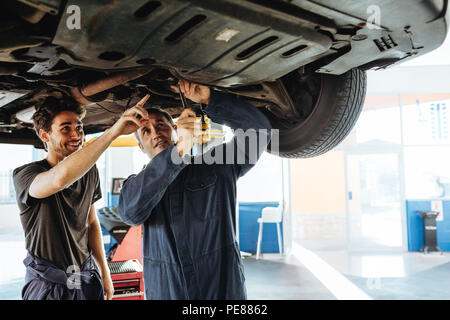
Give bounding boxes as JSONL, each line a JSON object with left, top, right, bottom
{"left": 256, "top": 201, "right": 285, "bottom": 259}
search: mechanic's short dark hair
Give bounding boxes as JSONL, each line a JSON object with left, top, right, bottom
{"left": 32, "top": 95, "right": 86, "bottom": 136}
{"left": 134, "top": 107, "right": 174, "bottom": 144}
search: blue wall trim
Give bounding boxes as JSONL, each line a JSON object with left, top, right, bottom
{"left": 107, "top": 197, "right": 283, "bottom": 254}
{"left": 238, "top": 202, "right": 283, "bottom": 253}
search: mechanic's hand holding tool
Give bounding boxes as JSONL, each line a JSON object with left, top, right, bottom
{"left": 109, "top": 94, "right": 150, "bottom": 138}
{"left": 174, "top": 108, "right": 201, "bottom": 157}
{"left": 172, "top": 80, "right": 211, "bottom": 105}
{"left": 171, "top": 80, "right": 209, "bottom": 156}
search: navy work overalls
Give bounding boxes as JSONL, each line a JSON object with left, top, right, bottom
{"left": 22, "top": 253, "right": 104, "bottom": 300}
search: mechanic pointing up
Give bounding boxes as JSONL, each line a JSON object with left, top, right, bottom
{"left": 118, "top": 80, "right": 272, "bottom": 299}
{"left": 13, "top": 94, "right": 150, "bottom": 300}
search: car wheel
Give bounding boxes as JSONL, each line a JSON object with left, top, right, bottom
{"left": 266, "top": 68, "right": 367, "bottom": 158}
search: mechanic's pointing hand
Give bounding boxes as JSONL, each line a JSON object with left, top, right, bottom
{"left": 110, "top": 94, "right": 150, "bottom": 138}
{"left": 171, "top": 80, "right": 210, "bottom": 105}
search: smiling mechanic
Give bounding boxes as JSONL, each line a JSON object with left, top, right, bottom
{"left": 13, "top": 93, "right": 150, "bottom": 300}
{"left": 118, "top": 80, "right": 272, "bottom": 300}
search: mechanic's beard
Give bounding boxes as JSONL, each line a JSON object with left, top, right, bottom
{"left": 48, "top": 138, "right": 77, "bottom": 158}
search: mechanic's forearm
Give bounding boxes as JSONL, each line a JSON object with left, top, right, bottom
{"left": 53, "top": 128, "right": 118, "bottom": 189}
{"left": 205, "top": 91, "right": 272, "bottom": 132}
{"left": 119, "top": 145, "right": 186, "bottom": 226}
{"left": 205, "top": 91, "right": 272, "bottom": 168}
{"left": 89, "top": 217, "right": 111, "bottom": 279}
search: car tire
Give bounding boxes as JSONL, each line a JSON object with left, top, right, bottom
{"left": 266, "top": 68, "right": 367, "bottom": 158}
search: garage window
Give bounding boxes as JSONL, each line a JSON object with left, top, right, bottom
{"left": 0, "top": 144, "right": 33, "bottom": 204}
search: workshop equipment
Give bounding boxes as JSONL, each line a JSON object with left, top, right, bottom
{"left": 97, "top": 177, "right": 144, "bottom": 300}
{"left": 197, "top": 114, "right": 211, "bottom": 144}
{"left": 418, "top": 210, "right": 442, "bottom": 254}
{"left": 176, "top": 82, "right": 188, "bottom": 109}
{"left": 107, "top": 259, "right": 144, "bottom": 300}
{"left": 175, "top": 82, "right": 211, "bottom": 146}
{"left": 98, "top": 206, "right": 144, "bottom": 300}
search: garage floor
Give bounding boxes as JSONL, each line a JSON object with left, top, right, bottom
{"left": 243, "top": 256, "right": 336, "bottom": 299}
{"left": 0, "top": 227, "right": 337, "bottom": 300}
{"left": 0, "top": 229, "right": 26, "bottom": 300}
{"left": 298, "top": 239, "right": 450, "bottom": 300}
{"left": 2, "top": 228, "right": 450, "bottom": 300}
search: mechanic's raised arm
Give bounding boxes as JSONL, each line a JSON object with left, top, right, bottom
{"left": 28, "top": 95, "right": 150, "bottom": 199}
{"left": 118, "top": 145, "right": 187, "bottom": 226}
{"left": 174, "top": 80, "right": 272, "bottom": 177}
{"left": 207, "top": 90, "right": 272, "bottom": 176}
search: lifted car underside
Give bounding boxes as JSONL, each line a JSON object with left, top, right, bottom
{"left": 0, "top": 0, "right": 448, "bottom": 155}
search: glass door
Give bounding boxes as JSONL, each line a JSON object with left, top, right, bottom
{"left": 345, "top": 151, "right": 404, "bottom": 252}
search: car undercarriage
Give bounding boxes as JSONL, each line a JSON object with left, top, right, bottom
{"left": 0, "top": 0, "right": 448, "bottom": 156}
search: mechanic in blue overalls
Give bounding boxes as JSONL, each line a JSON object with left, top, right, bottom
{"left": 13, "top": 94, "right": 151, "bottom": 300}
{"left": 118, "top": 80, "right": 272, "bottom": 299}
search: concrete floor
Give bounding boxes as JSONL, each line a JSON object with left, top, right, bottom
{"left": 0, "top": 228, "right": 26, "bottom": 300}
{"left": 243, "top": 255, "right": 336, "bottom": 300}
{"left": 297, "top": 239, "right": 450, "bottom": 300}
{"left": 2, "top": 228, "right": 450, "bottom": 300}
{"left": 0, "top": 227, "right": 336, "bottom": 300}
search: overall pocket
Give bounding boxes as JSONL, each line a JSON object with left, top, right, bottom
{"left": 185, "top": 173, "right": 218, "bottom": 220}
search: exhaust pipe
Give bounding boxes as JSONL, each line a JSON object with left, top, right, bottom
{"left": 70, "top": 68, "right": 152, "bottom": 104}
